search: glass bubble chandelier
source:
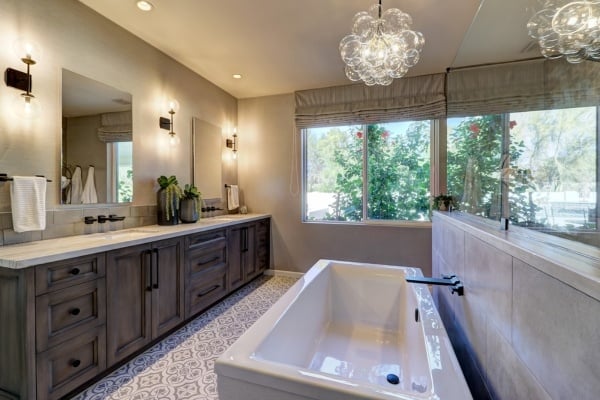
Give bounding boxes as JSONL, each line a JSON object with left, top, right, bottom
{"left": 339, "top": 0, "right": 424, "bottom": 86}
{"left": 527, "top": 1, "right": 600, "bottom": 63}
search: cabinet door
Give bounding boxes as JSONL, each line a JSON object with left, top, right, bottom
{"left": 151, "top": 237, "right": 184, "bottom": 338}
{"left": 227, "top": 226, "right": 244, "bottom": 291}
{"left": 106, "top": 243, "right": 152, "bottom": 366}
{"left": 243, "top": 224, "right": 258, "bottom": 280}
{"left": 256, "top": 218, "right": 271, "bottom": 273}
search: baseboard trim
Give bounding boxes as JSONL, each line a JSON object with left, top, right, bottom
{"left": 264, "top": 269, "right": 304, "bottom": 279}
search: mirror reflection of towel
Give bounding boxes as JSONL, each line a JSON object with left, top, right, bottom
{"left": 227, "top": 185, "right": 239, "bottom": 210}
{"left": 10, "top": 176, "right": 47, "bottom": 232}
{"left": 68, "top": 166, "right": 83, "bottom": 204}
{"left": 81, "top": 166, "right": 98, "bottom": 204}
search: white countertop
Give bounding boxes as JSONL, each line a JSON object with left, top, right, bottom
{"left": 0, "top": 214, "right": 270, "bottom": 269}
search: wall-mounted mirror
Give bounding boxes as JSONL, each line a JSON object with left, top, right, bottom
{"left": 61, "top": 69, "right": 133, "bottom": 204}
{"left": 192, "top": 117, "right": 223, "bottom": 199}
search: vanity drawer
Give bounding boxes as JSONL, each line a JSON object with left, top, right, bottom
{"left": 36, "top": 326, "right": 106, "bottom": 400}
{"left": 36, "top": 279, "right": 106, "bottom": 352}
{"left": 35, "top": 253, "right": 106, "bottom": 295}
{"left": 186, "top": 243, "right": 227, "bottom": 278}
{"left": 185, "top": 229, "right": 226, "bottom": 251}
{"left": 185, "top": 265, "right": 228, "bottom": 318}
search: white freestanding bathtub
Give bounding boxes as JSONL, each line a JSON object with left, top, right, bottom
{"left": 216, "top": 260, "right": 472, "bottom": 400}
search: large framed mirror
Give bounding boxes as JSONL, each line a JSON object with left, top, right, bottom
{"left": 61, "top": 69, "right": 133, "bottom": 204}
{"left": 192, "top": 117, "right": 223, "bottom": 200}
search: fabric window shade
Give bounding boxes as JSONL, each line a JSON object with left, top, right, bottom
{"left": 447, "top": 59, "right": 600, "bottom": 117}
{"left": 97, "top": 111, "right": 132, "bottom": 142}
{"left": 295, "top": 73, "right": 446, "bottom": 128}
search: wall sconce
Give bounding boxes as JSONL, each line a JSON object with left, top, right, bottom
{"left": 4, "top": 39, "right": 40, "bottom": 118}
{"left": 226, "top": 127, "right": 238, "bottom": 159}
{"left": 159, "top": 99, "right": 180, "bottom": 145}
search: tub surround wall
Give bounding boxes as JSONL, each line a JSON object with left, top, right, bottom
{"left": 238, "top": 94, "right": 433, "bottom": 274}
{"left": 433, "top": 211, "right": 600, "bottom": 400}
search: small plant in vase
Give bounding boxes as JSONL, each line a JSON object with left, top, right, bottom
{"left": 157, "top": 175, "right": 183, "bottom": 225}
{"left": 180, "top": 184, "right": 202, "bottom": 223}
{"left": 432, "top": 194, "right": 458, "bottom": 212}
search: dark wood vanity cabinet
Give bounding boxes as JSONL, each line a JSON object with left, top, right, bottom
{"left": 228, "top": 218, "right": 270, "bottom": 291}
{"left": 0, "top": 217, "right": 270, "bottom": 400}
{"left": 184, "top": 230, "right": 229, "bottom": 318}
{"left": 106, "top": 237, "right": 184, "bottom": 366}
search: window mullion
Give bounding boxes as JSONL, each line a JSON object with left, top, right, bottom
{"left": 362, "top": 124, "right": 368, "bottom": 221}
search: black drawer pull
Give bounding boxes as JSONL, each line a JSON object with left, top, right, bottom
{"left": 70, "top": 268, "right": 80, "bottom": 275}
{"left": 70, "top": 308, "right": 81, "bottom": 316}
{"left": 197, "top": 285, "right": 220, "bottom": 297}
{"left": 197, "top": 256, "right": 220, "bottom": 266}
{"left": 70, "top": 359, "right": 81, "bottom": 368}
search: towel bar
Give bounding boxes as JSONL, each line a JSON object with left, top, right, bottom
{"left": 0, "top": 173, "right": 52, "bottom": 182}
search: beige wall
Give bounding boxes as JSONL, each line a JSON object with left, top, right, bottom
{"left": 0, "top": 0, "right": 237, "bottom": 212}
{"left": 238, "top": 94, "right": 433, "bottom": 273}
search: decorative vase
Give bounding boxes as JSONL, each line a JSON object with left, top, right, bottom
{"left": 157, "top": 188, "right": 179, "bottom": 225}
{"left": 180, "top": 198, "right": 199, "bottom": 223}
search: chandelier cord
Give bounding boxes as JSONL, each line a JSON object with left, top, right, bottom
{"left": 378, "top": 0, "right": 382, "bottom": 18}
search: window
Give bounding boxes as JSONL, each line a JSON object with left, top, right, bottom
{"left": 447, "top": 107, "right": 598, "bottom": 243}
{"left": 303, "top": 121, "right": 431, "bottom": 223}
{"left": 107, "top": 141, "right": 133, "bottom": 203}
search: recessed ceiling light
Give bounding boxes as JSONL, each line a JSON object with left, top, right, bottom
{"left": 136, "top": 1, "right": 154, "bottom": 11}
{"left": 233, "top": 74, "right": 242, "bottom": 79}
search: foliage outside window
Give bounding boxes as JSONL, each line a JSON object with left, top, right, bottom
{"left": 304, "top": 121, "right": 431, "bottom": 222}
{"left": 447, "top": 107, "right": 597, "bottom": 243}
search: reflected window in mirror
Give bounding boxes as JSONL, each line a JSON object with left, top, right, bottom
{"left": 61, "top": 69, "right": 133, "bottom": 204}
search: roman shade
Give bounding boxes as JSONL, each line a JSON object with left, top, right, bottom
{"left": 447, "top": 59, "right": 600, "bottom": 117}
{"left": 97, "top": 111, "right": 132, "bottom": 142}
{"left": 295, "top": 73, "right": 446, "bottom": 128}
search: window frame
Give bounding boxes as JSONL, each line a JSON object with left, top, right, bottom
{"left": 301, "top": 120, "right": 436, "bottom": 226}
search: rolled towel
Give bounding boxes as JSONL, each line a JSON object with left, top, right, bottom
{"left": 10, "top": 176, "right": 47, "bottom": 233}
{"left": 227, "top": 185, "right": 240, "bottom": 210}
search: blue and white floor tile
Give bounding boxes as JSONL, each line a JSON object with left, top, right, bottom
{"left": 72, "top": 275, "right": 297, "bottom": 400}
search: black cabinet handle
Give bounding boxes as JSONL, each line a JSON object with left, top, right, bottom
{"left": 144, "top": 249, "right": 152, "bottom": 291}
{"left": 70, "top": 308, "right": 81, "bottom": 316}
{"left": 152, "top": 248, "right": 160, "bottom": 289}
{"left": 197, "top": 285, "right": 220, "bottom": 297}
{"left": 197, "top": 256, "right": 220, "bottom": 267}
{"left": 242, "top": 227, "right": 248, "bottom": 252}
{"left": 70, "top": 359, "right": 81, "bottom": 368}
{"left": 70, "top": 268, "right": 80, "bottom": 275}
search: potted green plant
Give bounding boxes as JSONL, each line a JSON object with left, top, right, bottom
{"left": 156, "top": 175, "right": 183, "bottom": 225}
{"left": 180, "top": 183, "right": 202, "bottom": 223}
{"left": 432, "top": 194, "right": 457, "bottom": 211}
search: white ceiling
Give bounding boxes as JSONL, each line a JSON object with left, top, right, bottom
{"left": 79, "top": 0, "right": 540, "bottom": 99}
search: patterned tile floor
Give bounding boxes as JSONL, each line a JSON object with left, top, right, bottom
{"left": 72, "top": 275, "right": 297, "bottom": 400}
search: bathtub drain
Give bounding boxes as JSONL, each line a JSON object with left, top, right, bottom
{"left": 386, "top": 374, "right": 400, "bottom": 385}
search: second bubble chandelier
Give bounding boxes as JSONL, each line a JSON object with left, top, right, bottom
{"left": 339, "top": 0, "right": 424, "bottom": 86}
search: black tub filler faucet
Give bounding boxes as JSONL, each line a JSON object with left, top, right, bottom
{"left": 406, "top": 274, "right": 464, "bottom": 296}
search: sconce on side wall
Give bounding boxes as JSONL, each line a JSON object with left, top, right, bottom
{"left": 4, "top": 39, "right": 40, "bottom": 118}
{"left": 159, "top": 99, "right": 180, "bottom": 145}
{"left": 226, "top": 127, "right": 238, "bottom": 159}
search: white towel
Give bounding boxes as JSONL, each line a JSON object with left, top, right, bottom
{"left": 227, "top": 185, "right": 240, "bottom": 210}
{"left": 10, "top": 176, "right": 47, "bottom": 233}
{"left": 81, "top": 166, "right": 98, "bottom": 204}
{"left": 69, "top": 166, "right": 83, "bottom": 204}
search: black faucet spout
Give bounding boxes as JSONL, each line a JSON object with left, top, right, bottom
{"left": 406, "top": 274, "right": 464, "bottom": 296}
